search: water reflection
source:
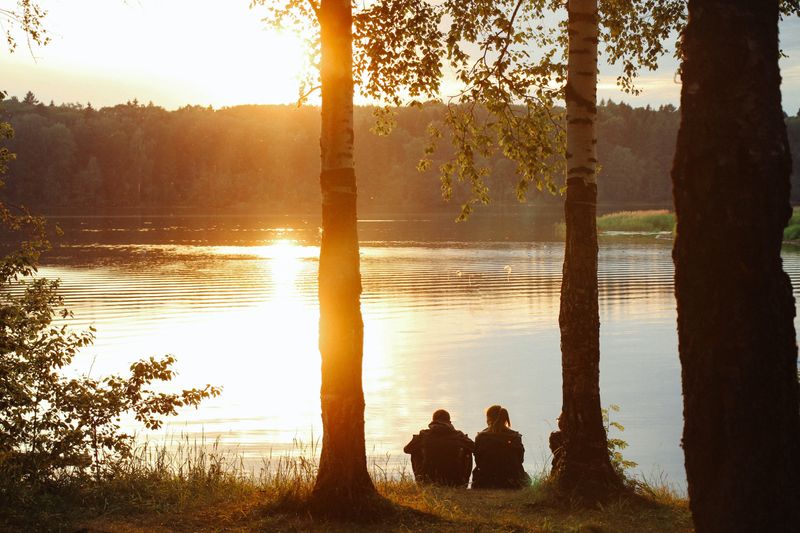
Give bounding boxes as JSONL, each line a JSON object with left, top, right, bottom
{"left": 37, "top": 216, "right": 800, "bottom": 493}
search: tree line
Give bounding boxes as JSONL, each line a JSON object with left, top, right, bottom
{"left": 7, "top": 93, "right": 797, "bottom": 213}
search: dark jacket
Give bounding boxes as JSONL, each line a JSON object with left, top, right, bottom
{"left": 471, "top": 427, "right": 530, "bottom": 489}
{"left": 404, "top": 421, "right": 475, "bottom": 487}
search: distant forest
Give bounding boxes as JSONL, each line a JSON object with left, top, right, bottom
{"left": 2, "top": 92, "right": 800, "bottom": 213}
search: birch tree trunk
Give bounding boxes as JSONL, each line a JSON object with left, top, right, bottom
{"left": 548, "top": 0, "right": 622, "bottom": 500}
{"left": 673, "top": 0, "right": 800, "bottom": 530}
{"left": 312, "top": 0, "right": 376, "bottom": 507}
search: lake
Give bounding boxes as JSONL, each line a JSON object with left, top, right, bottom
{"left": 35, "top": 212, "right": 800, "bottom": 493}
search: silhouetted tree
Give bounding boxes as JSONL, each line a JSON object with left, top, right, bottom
{"left": 21, "top": 90, "right": 38, "bottom": 105}
{"left": 672, "top": 0, "right": 800, "bottom": 530}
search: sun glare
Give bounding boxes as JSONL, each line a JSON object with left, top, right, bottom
{"left": 4, "top": 1, "right": 314, "bottom": 108}
{"left": 122, "top": 239, "right": 325, "bottom": 448}
{"left": 214, "top": 240, "right": 319, "bottom": 261}
{"left": 203, "top": 30, "right": 309, "bottom": 106}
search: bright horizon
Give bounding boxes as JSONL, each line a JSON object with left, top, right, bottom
{"left": 2, "top": 0, "right": 800, "bottom": 112}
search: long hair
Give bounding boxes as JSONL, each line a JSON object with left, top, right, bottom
{"left": 491, "top": 407, "right": 511, "bottom": 432}
{"left": 486, "top": 405, "right": 511, "bottom": 432}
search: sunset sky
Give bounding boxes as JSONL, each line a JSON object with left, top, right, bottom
{"left": 2, "top": 0, "right": 800, "bottom": 113}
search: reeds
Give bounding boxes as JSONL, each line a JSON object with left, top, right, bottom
{"left": 553, "top": 209, "right": 677, "bottom": 237}
{"left": 596, "top": 210, "right": 676, "bottom": 233}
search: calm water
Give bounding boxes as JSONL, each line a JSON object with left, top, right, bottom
{"left": 34, "top": 213, "right": 800, "bottom": 492}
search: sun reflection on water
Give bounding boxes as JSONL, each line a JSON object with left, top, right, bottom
{"left": 185, "top": 239, "right": 324, "bottom": 448}
{"left": 212, "top": 240, "right": 320, "bottom": 260}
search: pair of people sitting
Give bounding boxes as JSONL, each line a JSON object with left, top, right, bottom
{"left": 403, "top": 405, "right": 530, "bottom": 489}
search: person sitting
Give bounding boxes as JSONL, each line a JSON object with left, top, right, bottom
{"left": 403, "top": 409, "right": 474, "bottom": 487}
{"left": 471, "top": 405, "right": 531, "bottom": 489}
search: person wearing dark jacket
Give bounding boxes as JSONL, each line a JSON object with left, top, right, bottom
{"left": 404, "top": 409, "right": 474, "bottom": 487}
{"left": 471, "top": 405, "right": 531, "bottom": 489}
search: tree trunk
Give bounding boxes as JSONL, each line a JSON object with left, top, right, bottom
{"left": 312, "top": 0, "right": 376, "bottom": 508}
{"left": 672, "top": 1, "right": 800, "bottom": 530}
{"left": 549, "top": 0, "right": 622, "bottom": 500}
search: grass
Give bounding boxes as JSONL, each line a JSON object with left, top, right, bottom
{"left": 554, "top": 210, "right": 676, "bottom": 238}
{"left": 596, "top": 210, "right": 676, "bottom": 233}
{"left": 556, "top": 208, "right": 800, "bottom": 241}
{"left": 2, "top": 438, "right": 693, "bottom": 532}
{"left": 784, "top": 208, "right": 800, "bottom": 240}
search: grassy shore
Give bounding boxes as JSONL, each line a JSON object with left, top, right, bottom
{"left": 592, "top": 208, "right": 800, "bottom": 241}
{"left": 554, "top": 210, "right": 676, "bottom": 237}
{"left": 2, "top": 441, "right": 692, "bottom": 532}
{"left": 596, "top": 210, "right": 676, "bottom": 234}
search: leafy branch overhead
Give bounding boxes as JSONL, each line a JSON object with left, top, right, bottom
{"left": 0, "top": 0, "right": 49, "bottom": 54}
{"left": 256, "top": 0, "right": 689, "bottom": 219}
{"left": 420, "top": 0, "right": 798, "bottom": 205}
{"left": 369, "top": 0, "right": 692, "bottom": 218}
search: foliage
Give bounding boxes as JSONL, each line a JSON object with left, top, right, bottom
{"left": 783, "top": 208, "right": 800, "bottom": 241}
{"left": 353, "top": 0, "right": 444, "bottom": 108}
{"left": 353, "top": 1, "right": 796, "bottom": 217}
{"left": 0, "top": 90, "right": 48, "bottom": 280}
{"left": 2, "top": 25, "right": 224, "bottom": 511}
{"left": 602, "top": 404, "right": 638, "bottom": 477}
{"left": 0, "top": 0, "right": 49, "bottom": 54}
{"left": 0, "top": 97, "right": 700, "bottom": 213}
{"left": 307, "top": 0, "right": 690, "bottom": 217}
{"left": 596, "top": 210, "right": 676, "bottom": 233}
{"left": 8, "top": 95, "right": 800, "bottom": 214}
{"left": 0, "top": 93, "right": 220, "bottom": 496}
{"left": 781, "top": 0, "right": 800, "bottom": 18}
{"left": 343, "top": 0, "right": 686, "bottom": 217}
{"left": 0, "top": 276, "right": 221, "bottom": 487}
{"left": 419, "top": 0, "right": 569, "bottom": 219}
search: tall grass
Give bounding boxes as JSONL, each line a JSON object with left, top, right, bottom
{"left": 1, "top": 435, "right": 411, "bottom": 528}
{"left": 2, "top": 436, "right": 309, "bottom": 528}
{"left": 592, "top": 207, "right": 800, "bottom": 240}
{"left": 784, "top": 208, "right": 800, "bottom": 240}
{"left": 3, "top": 436, "right": 691, "bottom": 532}
{"left": 596, "top": 210, "right": 676, "bottom": 233}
